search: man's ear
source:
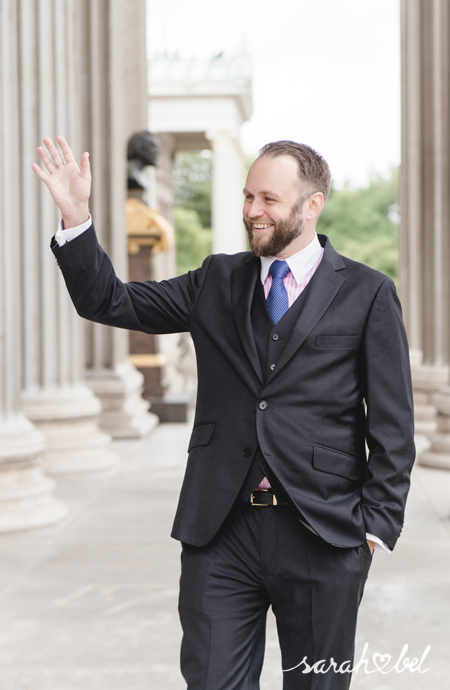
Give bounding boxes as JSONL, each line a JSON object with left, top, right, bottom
{"left": 304, "top": 192, "right": 324, "bottom": 221}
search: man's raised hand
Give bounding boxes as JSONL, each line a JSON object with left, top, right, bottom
{"left": 32, "top": 136, "right": 91, "bottom": 229}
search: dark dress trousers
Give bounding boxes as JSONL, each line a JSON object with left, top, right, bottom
{"left": 51, "top": 226, "right": 415, "bottom": 689}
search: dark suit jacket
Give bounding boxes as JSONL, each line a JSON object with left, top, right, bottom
{"left": 52, "top": 226, "right": 415, "bottom": 551}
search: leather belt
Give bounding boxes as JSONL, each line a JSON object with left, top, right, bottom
{"left": 249, "top": 488, "right": 288, "bottom": 506}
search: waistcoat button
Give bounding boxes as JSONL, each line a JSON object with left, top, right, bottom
{"left": 243, "top": 447, "right": 252, "bottom": 457}
{"left": 272, "top": 333, "right": 279, "bottom": 341}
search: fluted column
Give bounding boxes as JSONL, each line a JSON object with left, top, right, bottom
{"left": 401, "top": 0, "right": 450, "bottom": 468}
{"left": 18, "top": 0, "right": 116, "bottom": 474}
{"left": 206, "top": 129, "right": 246, "bottom": 254}
{"left": 78, "top": 0, "right": 158, "bottom": 438}
{"left": 401, "top": 0, "right": 450, "bottom": 438}
{"left": 419, "top": 0, "right": 450, "bottom": 468}
{"left": 0, "top": 0, "right": 66, "bottom": 529}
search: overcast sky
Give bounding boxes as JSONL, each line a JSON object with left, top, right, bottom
{"left": 147, "top": 0, "right": 400, "bottom": 188}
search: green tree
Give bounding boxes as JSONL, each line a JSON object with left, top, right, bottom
{"left": 317, "top": 168, "right": 399, "bottom": 281}
{"left": 173, "top": 151, "right": 212, "bottom": 228}
{"left": 174, "top": 207, "right": 212, "bottom": 275}
{"left": 173, "top": 151, "right": 213, "bottom": 274}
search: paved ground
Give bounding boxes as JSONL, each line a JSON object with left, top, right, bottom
{"left": 0, "top": 424, "right": 448, "bottom": 690}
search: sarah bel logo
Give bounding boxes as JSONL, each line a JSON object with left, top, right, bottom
{"left": 283, "top": 642, "right": 431, "bottom": 675}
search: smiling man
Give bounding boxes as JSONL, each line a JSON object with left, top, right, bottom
{"left": 34, "top": 137, "right": 415, "bottom": 690}
{"left": 243, "top": 145, "right": 324, "bottom": 258}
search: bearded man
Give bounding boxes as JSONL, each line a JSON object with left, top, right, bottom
{"left": 33, "top": 137, "right": 415, "bottom": 690}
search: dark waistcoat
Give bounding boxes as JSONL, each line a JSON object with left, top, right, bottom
{"left": 239, "top": 276, "right": 314, "bottom": 502}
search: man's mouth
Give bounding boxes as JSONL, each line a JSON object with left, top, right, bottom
{"left": 252, "top": 223, "right": 274, "bottom": 230}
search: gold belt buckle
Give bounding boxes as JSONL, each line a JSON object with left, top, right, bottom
{"left": 250, "top": 489, "right": 278, "bottom": 506}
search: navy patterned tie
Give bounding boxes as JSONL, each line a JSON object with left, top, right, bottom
{"left": 266, "top": 260, "right": 290, "bottom": 324}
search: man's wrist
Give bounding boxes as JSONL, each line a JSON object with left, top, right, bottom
{"left": 62, "top": 207, "right": 90, "bottom": 230}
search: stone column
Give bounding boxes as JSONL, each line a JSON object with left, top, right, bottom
{"left": 401, "top": 0, "right": 450, "bottom": 438}
{"left": 78, "top": 0, "right": 158, "bottom": 438}
{"left": 0, "top": 0, "right": 66, "bottom": 529}
{"left": 400, "top": 0, "right": 429, "bottom": 430}
{"left": 206, "top": 129, "right": 246, "bottom": 254}
{"left": 17, "top": 0, "right": 116, "bottom": 475}
{"left": 419, "top": 0, "right": 450, "bottom": 468}
{"left": 401, "top": 0, "right": 450, "bottom": 468}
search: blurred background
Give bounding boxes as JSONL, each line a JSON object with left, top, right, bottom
{"left": 151, "top": 0, "right": 401, "bottom": 280}
{"left": 0, "top": 0, "right": 449, "bottom": 688}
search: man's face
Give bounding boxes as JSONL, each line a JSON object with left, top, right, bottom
{"left": 243, "top": 155, "right": 306, "bottom": 257}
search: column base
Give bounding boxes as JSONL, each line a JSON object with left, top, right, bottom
{"left": 419, "top": 386, "right": 450, "bottom": 470}
{"left": 412, "top": 364, "right": 448, "bottom": 434}
{"left": 22, "top": 385, "right": 117, "bottom": 475}
{"left": 0, "top": 418, "right": 67, "bottom": 532}
{"left": 418, "top": 450, "right": 450, "bottom": 470}
{"left": 86, "top": 362, "right": 159, "bottom": 438}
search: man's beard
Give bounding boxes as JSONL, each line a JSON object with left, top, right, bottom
{"left": 244, "top": 197, "right": 305, "bottom": 257}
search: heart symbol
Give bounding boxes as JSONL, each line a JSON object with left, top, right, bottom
{"left": 372, "top": 653, "right": 391, "bottom": 672}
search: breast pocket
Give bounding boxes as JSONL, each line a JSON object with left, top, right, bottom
{"left": 314, "top": 335, "right": 357, "bottom": 349}
{"left": 188, "top": 422, "right": 216, "bottom": 452}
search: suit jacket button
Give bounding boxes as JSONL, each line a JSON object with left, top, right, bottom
{"left": 258, "top": 400, "right": 268, "bottom": 410}
{"left": 270, "top": 363, "right": 276, "bottom": 371}
{"left": 272, "top": 333, "right": 279, "bottom": 341}
{"left": 243, "top": 447, "right": 252, "bottom": 457}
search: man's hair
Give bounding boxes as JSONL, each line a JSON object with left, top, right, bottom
{"left": 258, "top": 140, "right": 331, "bottom": 201}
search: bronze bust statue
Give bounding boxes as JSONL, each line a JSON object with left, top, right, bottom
{"left": 127, "top": 131, "right": 160, "bottom": 190}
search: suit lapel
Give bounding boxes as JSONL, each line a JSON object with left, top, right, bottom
{"left": 266, "top": 237, "right": 346, "bottom": 384}
{"left": 231, "top": 255, "right": 264, "bottom": 385}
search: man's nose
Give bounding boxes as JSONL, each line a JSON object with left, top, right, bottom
{"left": 246, "top": 199, "right": 264, "bottom": 218}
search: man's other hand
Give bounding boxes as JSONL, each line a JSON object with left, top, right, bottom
{"left": 32, "top": 136, "right": 91, "bottom": 229}
{"left": 367, "top": 539, "right": 375, "bottom": 555}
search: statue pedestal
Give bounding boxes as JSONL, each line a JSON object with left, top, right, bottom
{"left": 127, "top": 198, "right": 193, "bottom": 422}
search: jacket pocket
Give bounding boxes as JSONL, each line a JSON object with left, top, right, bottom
{"left": 313, "top": 444, "right": 361, "bottom": 482}
{"left": 314, "top": 335, "right": 357, "bottom": 348}
{"left": 188, "top": 422, "right": 216, "bottom": 452}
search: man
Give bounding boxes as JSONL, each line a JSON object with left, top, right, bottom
{"left": 33, "top": 137, "right": 415, "bottom": 690}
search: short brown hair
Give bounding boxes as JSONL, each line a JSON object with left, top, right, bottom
{"left": 258, "top": 140, "right": 331, "bottom": 201}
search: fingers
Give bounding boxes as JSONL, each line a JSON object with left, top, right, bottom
{"left": 80, "top": 151, "right": 91, "bottom": 182}
{"left": 56, "top": 135, "right": 76, "bottom": 165}
{"left": 43, "top": 137, "right": 65, "bottom": 168}
{"left": 33, "top": 137, "right": 90, "bottom": 190}
{"left": 37, "top": 145, "right": 57, "bottom": 174}
{"left": 31, "top": 162, "right": 49, "bottom": 183}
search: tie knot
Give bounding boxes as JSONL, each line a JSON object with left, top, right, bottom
{"left": 269, "top": 260, "right": 290, "bottom": 281}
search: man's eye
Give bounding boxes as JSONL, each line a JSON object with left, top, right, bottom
{"left": 245, "top": 195, "right": 253, "bottom": 201}
{"left": 265, "top": 197, "right": 274, "bottom": 202}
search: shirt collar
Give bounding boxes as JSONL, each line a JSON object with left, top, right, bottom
{"left": 260, "top": 233, "right": 323, "bottom": 285}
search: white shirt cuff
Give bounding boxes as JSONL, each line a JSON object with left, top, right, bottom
{"left": 366, "top": 532, "right": 391, "bottom": 553}
{"left": 55, "top": 215, "right": 92, "bottom": 247}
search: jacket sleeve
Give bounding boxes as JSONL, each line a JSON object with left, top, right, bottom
{"left": 51, "top": 223, "right": 211, "bottom": 334}
{"left": 360, "top": 277, "right": 415, "bottom": 550}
